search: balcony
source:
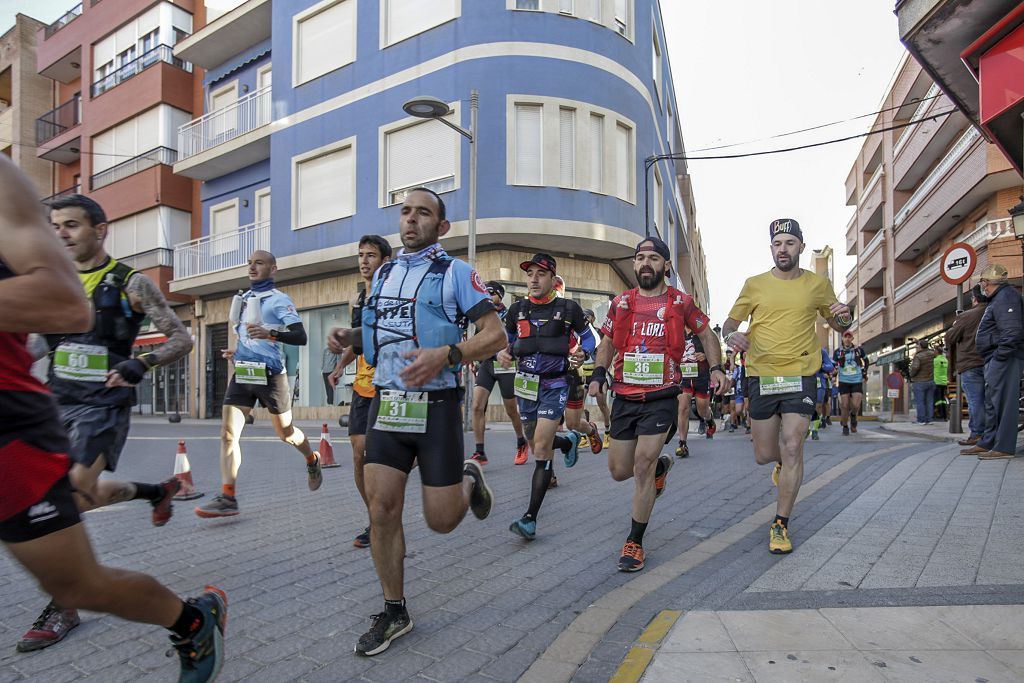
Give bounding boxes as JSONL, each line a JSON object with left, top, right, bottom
{"left": 41, "top": 184, "right": 82, "bottom": 204}
{"left": 846, "top": 212, "right": 858, "bottom": 256}
{"left": 861, "top": 296, "right": 886, "bottom": 322}
{"left": 894, "top": 93, "right": 968, "bottom": 191}
{"left": 860, "top": 231, "right": 885, "bottom": 289}
{"left": 893, "top": 83, "right": 940, "bottom": 158}
{"left": 175, "top": 85, "right": 272, "bottom": 180}
{"left": 174, "top": 0, "right": 272, "bottom": 71}
{"left": 119, "top": 247, "right": 174, "bottom": 270}
{"left": 44, "top": 3, "right": 81, "bottom": 38}
{"left": 173, "top": 221, "right": 269, "bottom": 283}
{"left": 857, "top": 165, "right": 884, "bottom": 232}
{"left": 92, "top": 45, "right": 192, "bottom": 98}
{"left": 91, "top": 146, "right": 177, "bottom": 191}
{"left": 36, "top": 95, "right": 81, "bottom": 145}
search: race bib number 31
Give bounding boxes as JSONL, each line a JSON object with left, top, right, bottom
{"left": 53, "top": 343, "right": 108, "bottom": 382}
{"left": 375, "top": 391, "right": 428, "bottom": 433}
{"left": 514, "top": 372, "right": 540, "bottom": 401}
{"left": 623, "top": 353, "right": 665, "bottom": 386}
{"left": 760, "top": 376, "right": 803, "bottom": 395}
{"left": 234, "top": 361, "right": 268, "bottom": 385}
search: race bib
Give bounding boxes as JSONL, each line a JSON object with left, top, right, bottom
{"left": 234, "top": 361, "right": 268, "bottom": 385}
{"left": 623, "top": 352, "right": 665, "bottom": 386}
{"left": 514, "top": 372, "right": 540, "bottom": 401}
{"left": 840, "top": 363, "right": 860, "bottom": 381}
{"left": 759, "top": 376, "right": 803, "bottom": 395}
{"left": 680, "top": 362, "right": 699, "bottom": 378}
{"left": 53, "top": 343, "right": 108, "bottom": 382}
{"left": 375, "top": 390, "right": 428, "bottom": 433}
{"left": 494, "top": 360, "right": 517, "bottom": 375}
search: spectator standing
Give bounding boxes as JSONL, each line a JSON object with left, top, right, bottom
{"left": 321, "top": 347, "right": 340, "bottom": 405}
{"left": 909, "top": 340, "right": 936, "bottom": 425}
{"left": 933, "top": 347, "right": 949, "bottom": 421}
{"left": 946, "top": 286, "right": 990, "bottom": 446}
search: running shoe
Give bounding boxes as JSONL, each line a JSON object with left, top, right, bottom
{"left": 151, "top": 477, "right": 182, "bottom": 527}
{"left": 16, "top": 603, "right": 80, "bottom": 652}
{"left": 675, "top": 441, "right": 689, "bottom": 458}
{"left": 811, "top": 429, "right": 819, "bottom": 440}
{"left": 706, "top": 420, "right": 716, "bottom": 439}
{"left": 588, "top": 422, "right": 603, "bottom": 454}
{"left": 728, "top": 422, "right": 736, "bottom": 433}
{"left": 842, "top": 425, "right": 850, "bottom": 436}
{"left": 654, "top": 454, "right": 673, "bottom": 498}
{"left": 195, "top": 494, "right": 239, "bottom": 518}
{"left": 463, "top": 459, "right": 493, "bottom": 519}
{"left": 509, "top": 516, "right": 537, "bottom": 541}
{"left": 514, "top": 442, "right": 529, "bottom": 465}
{"left": 617, "top": 541, "right": 645, "bottom": 572}
{"left": 768, "top": 521, "right": 793, "bottom": 554}
{"left": 307, "top": 453, "right": 323, "bottom": 491}
{"left": 771, "top": 463, "right": 782, "bottom": 487}
{"left": 548, "top": 475, "right": 559, "bottom": 489}
{"left": 602, "top": 432, "right": 611, "bottom": 449}
{"left": 470, "top": 451, "right": 488, "bottom": 466}
{"left": 745, "top": 426, "right": 751, "bottom": 435}
{"left": 563, "top": 430, "right": 581, "bottom": 468}
{"left": 579, "top": 434, "right": 590, "bottom": 450}
{"left": 697, "top": 420, "right": 706, "bottom": 435}
{"left": 353, "top": 526, "right": 371, "bottom": 548}
{"left": 170, "top": 586, "right": 227, "bottom": 683}
{"left": 355, "top": 608, "right": 413, "bottom": 656}
{"left": 850, "top": 416, "right": 858, "bottom": 434}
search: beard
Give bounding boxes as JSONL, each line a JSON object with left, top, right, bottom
{"left": 773, "top": 254, "right": 797, "bottom": 272}
{"left": 636, "top": 267, "right": 665, "bottom": 290}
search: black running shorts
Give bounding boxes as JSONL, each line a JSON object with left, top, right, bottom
{"left": 747, "top": 376, "right": 817, "bottom": 420}
{"left": 348, "top": 393, "right": 374, "bottom": 436}
{"left": 59, "top": 403, "right": 131, "bottom": 471}
{"left": 474, "top": 360, "right": 516, "bottom": 400}
{"left": 610, "top": 396, "right": 677, "bottom": 442}
{"left": 223, "top": 372, "right": 292, "bottom": 414}
{"left": 838, "top": 382, "right": 863, "bottom": 396}
{"left": 365, "top": 389, "right": 465, "bottom": 487}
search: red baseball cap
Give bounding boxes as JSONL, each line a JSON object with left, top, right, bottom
{"left": 520, "top": 253, "right": 557, "bottom": 275}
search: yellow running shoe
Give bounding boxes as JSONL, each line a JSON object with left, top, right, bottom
{"left": 602, "top": 432, "right": 611, "bottom": 449}
{"left": 771, "top": 463, "right": 782, "bottom": 487}
{"left": 769, "top": 521, "right": 792, "bottom": 554}
{"left": 579, "top": 435, "right": 590, "bottom": 450}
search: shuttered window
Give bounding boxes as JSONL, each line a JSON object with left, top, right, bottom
{"left": 589, "top": 113, "right": 604, "bottom": 193}
{"left": 385, "top": 0, "right": 457, "bottom": 46}
{"left": 559, "top": 107, "right": 576, "bottom": 188}
{"left": 515, "top": 104, "right": 543, "bottom": 185}
{"left": 295, "top": 0, "right": 356, "bottom": 85}
{"left": 615, "top": 122, "right": 633, "bottom": 200}
{"left": 295, "top": 144, "right": 355, "bottom": 228}
{"left": 386, "top": 118, "right": 458, "bottom": 204}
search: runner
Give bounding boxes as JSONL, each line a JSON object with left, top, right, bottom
{"left": 589, "top": 237, "right": 726, "bottom": 571}
{"left": 832, "top": 331, "right": 868, "bottom": 435}
{"left": 582, "top": 308, "right": 613, "bottom": 449}
{"left": 722, "top": 218, "right": 852, "bottom": 555}
{"left": 21, "top": 194, "right": 195, "bottom": 651}
{"left": 810, "top": 348, "right": 835, "bottom": 440}
{"left": 675, "top": 331, "right": 714, "bottom": 458}
{"left": 469, "top": 280, "right": 530, "bottom": 466}
{"left": 0, "top": 159, "right": 226, "bottom": 679}
{"left": 723, "top": 354, "right": 737, "bottom": 432}
{"left": 564, "top": 303, "right": 603, "bottom": 457}
{"left": 734, "top": 351, "right": 751, "bottom": 435}
{"left": 329, "top": 235, "right": 392, "bottom": 548}
{"left": 502, "top": 253, "right": 595, "bottom": 541}
{"left": 326, "top": 188, "right": 503, "bottom": 656}
{"left": 196, "top": 250, "right": 322, "bottom": 518}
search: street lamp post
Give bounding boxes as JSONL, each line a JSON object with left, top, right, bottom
{"left": 1009, "top": 194, "right": 1024, "bottom": 284}
{"left": 403, "top": 91, "right": 479, "bottom": 431}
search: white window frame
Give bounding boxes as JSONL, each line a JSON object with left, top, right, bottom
{"left": 510, "top": 0, "right": 541, "bottom": 10}
{"left": 378, "top": 103, "right": 462, "bottom": 208}
{"left": 614, "top": 0, "right": 633, "bottom": 41}
{"left": 589, "top": 112, "right": 604, "bottom": 194}
{"left": 652, "top": 21, "right": 663, "bottom": 107}
{"left": 587, "top": 0, "right": 601, "bottom": 23}
{"left": 558, "top": 106, "right": 576, "bottom": 189}
{"left": 558, "top": 0, "right": 574, "bottom": 16}
{"left": 209, "top": 198, "right": 240, "bottom": 256}
{"left": 208, "top": 80, "right": 239, "bottom": 141}
{"left": 254, "top": 186, "right": 271, "bottom": 226}
{"left": 614, "top": 120, "right": 635, "bottom": 203}
{"left": 511, "top": 102, "right": 544, "bottom": 186}
{"left": 291, "top": 136, "right": 357, "bottom": 231}
{"left": 380, "top": 0, "right": 461, "bottom": 48}
{"left": 292, "top": 0, "right": 357, "bottom": 88}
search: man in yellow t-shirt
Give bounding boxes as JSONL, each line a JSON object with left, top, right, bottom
{"left": 722, "top": 218, "right": 852, "bottom": 556}
{"left": 329, "top": 235, "right": 392, "bottom": 549}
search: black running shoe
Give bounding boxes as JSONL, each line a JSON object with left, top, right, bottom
{"left": 355, "top": 609, "right": 413, "bottom": 656}
{"left": 353, "top": 526, "right": 370, "bottom": 548}
{"left": 463, "top": 459, "right": 493, "bottom": 519}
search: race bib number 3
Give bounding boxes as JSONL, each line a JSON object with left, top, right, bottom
{"left": 760, "top": 376, "right": 803, "bottom": 395}
{"left": 680, "top": 362, "right": 699, "bottom": 378}
{"left": 375, "top": 391, "right": 428, "bottom": 433}
{"left": 53, "top": 343, "right": 108, "bottom": 382}
{"left": 623, "top": 353, "right": 665, "bottom": 386}
{"left": 514, "top": 372, "right": 540, "bottom": 401}
{"left": 234, "top": 361, "right": 268, "bottom": 385}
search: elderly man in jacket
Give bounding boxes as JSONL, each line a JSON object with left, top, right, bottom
{"left": 948, "top": 285, "right": 989, "bottom": 447}
{"left": 909, "top": 340, "right": 936, "bottom": 425}
{"left": 963, "top": 264, "right": 1024, "bottom": 460}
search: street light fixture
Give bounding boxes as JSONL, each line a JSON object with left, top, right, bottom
{"left": 1008, "top": 194, "right": 1024, "bottom": 286}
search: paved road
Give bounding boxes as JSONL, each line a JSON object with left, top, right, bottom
{"left": 0, "top": 418, "right": 1019, "bottom": 682}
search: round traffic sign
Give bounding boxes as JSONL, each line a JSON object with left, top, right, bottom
{"left": 886, "top": 372, "right": 903, "bottom": 390}
{"left": 940, "top": 242, "right": 977, "bottom": 285}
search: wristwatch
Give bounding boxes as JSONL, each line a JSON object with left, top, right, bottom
{"left": 447, "top": 344, "right": 463, "bottom": 368}
{"left": 708, "top": 364, "right": 724, "bottom": 375}
{"left": 269, "top": 329, "right": 279, "bottom": 341}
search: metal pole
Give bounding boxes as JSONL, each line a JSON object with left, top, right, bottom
{"left": 950, "top": 283, "right": 963, "bottom": 434}
{"left": 643, "top": 158, "right": 652, "bottom": 237}
{"left": 463, "top": 90, "right": 479, "bottom": 433}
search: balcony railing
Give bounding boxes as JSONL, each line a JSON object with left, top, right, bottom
{"left": 859, "top": 164, "right": 884, "bottom": 207}
{"left": 92, "top": 45, "right": 192, "bottom": 98}
{"left": 894, "top": 126, "right": 981, "bottom": 227}
{"left": 36, "top": 94, "right": 81, "bottom": 144}
{"left": 45, "top": 3, "right": 82, "bottom": 38}
{"left": 863, "top": 230, "right": 885, "bottom": 256}
{"left": 894, "top": 83, "right": 941, "bottom": 157}
{"left": 890, "top": 218, "right": 1001, "bottom": 302}
{"left": 40, "top": 184, "right": 82, "bottom": 205}
{"left": 119, "top": 247, "right": 174, "bottom": 270}
{"left": 178, "top": 85, "right": 272, "bottom": 160}
{"left": 91, "top": 146, "right": 177, "bottom": 190}
{"left": 861, "top": 296, "right": 886, "bottom": 321}
{"left": 174, "top": 221, "right": 270, "bottom": 280}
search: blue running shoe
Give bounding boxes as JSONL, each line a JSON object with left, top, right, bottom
{"left": 563, "top": 430, "right": 581, "bottom": 468}
{"left": 171, "top": 586, "right": 227, "bottom": 683}
{"left": 509, "top": 517, "right": 537, "bottom": 541}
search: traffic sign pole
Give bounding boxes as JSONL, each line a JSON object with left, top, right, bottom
{"left": 949, "top": 283, "right": 964, "bottom": 434}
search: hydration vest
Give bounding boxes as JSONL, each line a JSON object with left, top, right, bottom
{"left": 361, "top": 256, "right": 462, "bottom": 368}
{"left": 610, "top": 286, "right": 690, "bottom": 362}
{"left": 511, "top": 297, "right": 572, "bottom": 358}
{"left": 46, "top": 259, "right": 145, "bottom": 406}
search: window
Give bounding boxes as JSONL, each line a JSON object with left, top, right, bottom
{"left": 559, "top": 107, "right": 576, "bottom": 188}
{"left": 514, "top": 104, "right": 543, "bottom": 185}
{"left": 652, "top": 25, "right": 662, "bottom": 103}
{"left": 107, "top": 207, "right": 190, "bottom": 259}
{"left": 559, "top": 0, "right": 574, "bottom": 15}
{"left": 384, "top": 117, "right": 458, "bottom": 205}
{"left": 294, "top": 0, "right": 356, "bottom": 86}
{"left": 515, "top": 0, "right": 540, "bottom": 9}
{"left": 383, "top": 0, "right": 458, "bottom": 46}
{"left": 209, "top": 83, "right": 239, "bottom": 142}
{"left": 588, "top": 0, "right": 601, "bottom": 22}
{"left": 293, "top": 140, "right": 356, "bottom": 229}
{"left": 589, "top": 113, "right": 604, "bottom": 193}
{"left": 254, "top": 187, "right": 271, "bottom": 226}
{"left": 210, "top": 199, "right": 240, "bottom": 256}
{"left": 614, "top": 122, "right": 633, "bottom": 201}
{"left": 614, "top": 0, "right": 630, "bottom": 36}
{"left": 91, "top": 105, "right": 186, "bottom": 175}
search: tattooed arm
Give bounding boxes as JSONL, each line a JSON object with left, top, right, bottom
{"left": 125, "top": 273, "right": 193, "bottom": 366}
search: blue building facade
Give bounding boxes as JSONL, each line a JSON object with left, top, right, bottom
{"left": 173, "top": 0, "right": 696, "bottom": 418}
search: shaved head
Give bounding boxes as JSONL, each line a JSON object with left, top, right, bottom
{"left": 251, "top": 249, "right": 276, "bottom": 265}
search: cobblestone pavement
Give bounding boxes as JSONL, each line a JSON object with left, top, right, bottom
{"left": 0, "top": 417, "right": 1018, "bottom": 682}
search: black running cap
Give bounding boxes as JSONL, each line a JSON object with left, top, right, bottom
{"left": 486, "top": 281, "right": 505, "bottom": 298}
{"left": 520, "top": 253, "right": 557, "bottom": 275}
{"left": 769, "top": 218, "right": 803, "bottom": 242}
{"left": 635, "top": 237, "right": 671, "bottom": 260}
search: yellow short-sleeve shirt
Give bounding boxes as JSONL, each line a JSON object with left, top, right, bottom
{"left": 728, "top": 269, "right": 837, "bottom": 377}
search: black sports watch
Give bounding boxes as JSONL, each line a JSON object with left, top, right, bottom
{"left": 269, "top": 329, "right": 279, "bottom": 341}
{"left": 708, "top": 364, "right": 725, "bottom": 375}
{"left": 447, "top": 344, "right": 463, "bottom": 368}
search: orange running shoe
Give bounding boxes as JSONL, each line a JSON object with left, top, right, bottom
{"left": 514, "top": 442, "right": 529, "bottom": 465}
{"left": 617, "top": 541, "right": 645, "bottom": 572}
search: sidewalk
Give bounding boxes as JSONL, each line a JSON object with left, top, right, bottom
{"left": 876, "top": 418, "right": 965, "bottom": 443}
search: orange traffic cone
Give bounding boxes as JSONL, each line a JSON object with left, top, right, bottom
{"left": 319, "top": 423, "right": 339, "bottom": 468}
{"left": 172, "top": 440, "right": 203, "bottom": 500}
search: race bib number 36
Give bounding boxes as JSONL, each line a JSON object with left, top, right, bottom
{"left": 234, "top": 361, "right": 268, "bottom": 385}
{"left": 623, "top": 353, "right": 665, "bottom": 386}
{"left": 375, "top": 391, "right": 428, "bottom": 433}
{"left": 514, "top": 372, "right": 540, "bottom": 401}
{"left": 760, "top": 376, "right": 803, "bottom": 395}
{"left": 53, "top": 343, "right": 108, "bottom": 382}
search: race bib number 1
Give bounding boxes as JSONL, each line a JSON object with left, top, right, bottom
{"left": 234, "top": 361, "right": 268, "bottom": 385}
{"left": 375, "top": 390, "right": 428, "bottom": 433}
{"left": 514, "top": 372, "right": 540, "bottom": 401}
{"left": 623, "top": 353, "right": 665, "bottom": 386}
{"left": 680, "top": 362, "right": 699, "bottom": 378}
{"left": 53, "top": 343, "right": 108, "bottom": 382}
{"left": 760, "top": 376, "right": 803, "bottom": 395}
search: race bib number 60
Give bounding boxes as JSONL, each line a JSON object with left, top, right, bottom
{"left": 53, "top": 343, "right": 108, "bottom": 382}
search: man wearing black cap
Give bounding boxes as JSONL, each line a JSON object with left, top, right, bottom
{"left": 589, "top": 237, "right": 727, "bottom": 572}
{"left": 470, "top": 281, "right": 529, "bottom": 466}
{"left": 722, "top": 219, "right": 852, "bottom": 556}
{"left": 500, "top": 253, "right": 595, "bottom": 541}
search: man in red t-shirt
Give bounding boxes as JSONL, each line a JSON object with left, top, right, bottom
{"left": 589, "top": 237, "right": 728, "bottom": 572}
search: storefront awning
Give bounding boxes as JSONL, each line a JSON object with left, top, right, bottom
{"left": 873, "top": 347, "right": 908, "bottom": 365}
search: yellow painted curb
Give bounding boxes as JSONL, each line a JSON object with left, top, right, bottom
{"left": 610, "top": 610, "right": 683, "bottom": 683}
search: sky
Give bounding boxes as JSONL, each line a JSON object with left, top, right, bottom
{"left": 4, "top": 1, "right": 909, "bottom": 325}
